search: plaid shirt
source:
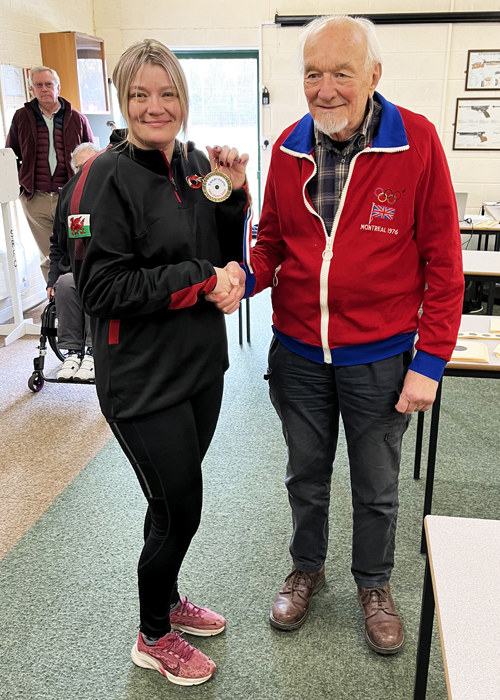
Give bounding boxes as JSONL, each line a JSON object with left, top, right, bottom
{"left": 307, "top": 98, "right": 382, "bottom": 234}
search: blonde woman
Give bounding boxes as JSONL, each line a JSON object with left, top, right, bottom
{"left": 53, "top": 39, "right": 250, "bottom": 686}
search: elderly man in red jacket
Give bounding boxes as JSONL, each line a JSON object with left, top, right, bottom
{"left": 6, "top": 66, "right": 94, "bottom": 281}
{"left": 213, "top": 14, "right": 464, "bottom": 655}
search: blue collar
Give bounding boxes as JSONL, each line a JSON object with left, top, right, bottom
{"left": 281, "top": 92, "right": 409, "bottom": 155}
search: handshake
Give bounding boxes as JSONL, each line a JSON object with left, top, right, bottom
{"left": 206, "top": 261, "right": 246, "bottom": 315}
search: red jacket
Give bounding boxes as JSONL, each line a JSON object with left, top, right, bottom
{"left": 245, "top": 93, "right": 464, "bottom": 381}
{"left": 6, "top": 97, "right": 94, "bottom": 198}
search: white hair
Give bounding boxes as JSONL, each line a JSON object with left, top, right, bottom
{"left": 30, "top": 66, "right": 61, "bottom": 87}
{"left": 297, "top": 15, "right": 383, "bottom": 72}
{"left": 70, "top": 142, "right": 100, "bottom": 172}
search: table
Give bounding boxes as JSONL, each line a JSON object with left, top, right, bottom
{"left": 414, "top": 515, "right": 500, "bottom": 700}
{"left": 414, "top": 315, "right": 500, "bottom": 553}
{"left": 462, "top": 250, "right": 500, "bottom": 315}
{"left": 460, "top": 222, "right": 500, "bottom": 252}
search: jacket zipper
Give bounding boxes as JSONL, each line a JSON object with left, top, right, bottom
{"left": 317, "top": 149, "right": 369, "bottom": 363}
{"left": 160, "top": 150, "right": 181, "bottom": 202}
{"left": 282, "top": 142, "right": 409, "bottom": 363}
{"left": 282, "top": 148, "right": 335, "bottom": 362}
{"left": 317, "top": 144, "right": 409, "bottom": 362}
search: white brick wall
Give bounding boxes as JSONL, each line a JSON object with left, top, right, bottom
{"left": 0, "top": 0, "right": 498, "bottom": 212}
{"left": 0, "top": 0, "right": 94, "bottom": 67}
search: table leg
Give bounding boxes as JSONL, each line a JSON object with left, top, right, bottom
{"left": 486, "top": 279, "right": 496, "bottom": 315}
{"left": 413, "top": 554, "right": 435, "bottom": 700}
{"left": 413, "top": 410, "right": 425, "bottom": 480}
{"left": 246, "top": 298, "right": 251, "bottom": 343}
{"left": 420, "top": 379, "right": 443, "bottom": 555}
{"left": 238, "top": 304, "right": 243, "bottom": 346}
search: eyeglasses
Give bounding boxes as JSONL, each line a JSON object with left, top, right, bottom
{"left": 33, "top": 82, "right": 56, "bottom": 89}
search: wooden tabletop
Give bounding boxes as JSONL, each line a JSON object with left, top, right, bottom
{"left": 425, "top": 515, "right": 500, "bottom": 700}
{"left": 447, "top": 315, "right": 500, "bottom": 371}
{"left": 462, "top": 250, "right": 500, "bottom": 276}
{"left": 460, "top": 222, "right": 500, "bottom": 232}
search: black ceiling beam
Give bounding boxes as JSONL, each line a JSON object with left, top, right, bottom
{"left": 275, "top": 12, "right": 500, "bottom": 26}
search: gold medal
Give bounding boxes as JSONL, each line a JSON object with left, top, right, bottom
{"left": 202, "top": 161, "right": 232, "bottom": 203}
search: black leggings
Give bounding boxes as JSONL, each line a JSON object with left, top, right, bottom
{"left": 110, "top": 377, "right": 224, "bottom": 637}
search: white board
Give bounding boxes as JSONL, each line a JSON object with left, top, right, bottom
{"left": 0, "top": 148, "right": 19, "bottom": 203}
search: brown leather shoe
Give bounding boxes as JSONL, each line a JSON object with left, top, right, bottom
{"left": 357, "top": 584, "right": 405, "bottom": 655}
{"left": 270, "top": 567, "right": 325, "bottom": 630}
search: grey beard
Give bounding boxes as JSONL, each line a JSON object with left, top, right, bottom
{"left": 314, "top": 116, "right": 349, "bottom": 136}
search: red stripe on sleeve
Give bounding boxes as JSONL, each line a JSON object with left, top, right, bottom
{"left": 108, "top": 319, "right": 120, "bottom": 345}
{"left": 169, "top": 276, "right": 217, "bottom": 310}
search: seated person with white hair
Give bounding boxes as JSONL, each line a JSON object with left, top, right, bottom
{"left": 47, "top": 142, "right": 100, "bottom": 380}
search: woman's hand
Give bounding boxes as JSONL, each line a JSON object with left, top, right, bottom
{"left": 206, "top": 145, "right": 249, "bottom": 191}
{"left": 210, "top": 265, "right": 240, "bottom": 296}
{"left": 206, "top": 262, "right": 246, "bottom": 315}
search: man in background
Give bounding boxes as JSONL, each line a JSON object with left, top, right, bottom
{"left": 6, "top": 66, "right": 94, "bottom": 281}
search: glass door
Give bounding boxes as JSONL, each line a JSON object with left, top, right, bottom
{"left": 177, "top": 51, "right": 260, "bottom": 215}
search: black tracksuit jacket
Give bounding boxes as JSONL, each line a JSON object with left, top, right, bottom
{"left": 52, "top": 138, "right": 249, "bottom": 421}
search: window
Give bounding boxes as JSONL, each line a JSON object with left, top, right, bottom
{"left": 177, "top": 51, "right": 260, "bottom": 214}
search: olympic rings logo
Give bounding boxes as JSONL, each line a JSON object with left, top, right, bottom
{"left": 374, "top": 188, "right": 403, "bottom": 204}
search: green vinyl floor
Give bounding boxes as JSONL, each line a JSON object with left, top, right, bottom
{"left": 1, "top": 290, "right": 500, "bottom": 700}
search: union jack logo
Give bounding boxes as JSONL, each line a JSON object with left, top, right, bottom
{"left": 369, "top": 203, "right": 395, "bottom": 224}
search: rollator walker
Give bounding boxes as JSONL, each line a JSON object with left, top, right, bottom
{"left": 28, "top": 297, "right": 94, "bottom": 392}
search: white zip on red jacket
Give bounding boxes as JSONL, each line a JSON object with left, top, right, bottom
{"left": 243, "top": 92, "right": 464, "bottom": 382}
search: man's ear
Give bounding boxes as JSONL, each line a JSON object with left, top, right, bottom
{"left": 369, "top": 63, "right": 382, "bottom": 95}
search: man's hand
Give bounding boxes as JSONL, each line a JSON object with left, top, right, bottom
{"left": 46, "top": 287, "right": 54, "bottom": 300}
{"left": 206, "top": 261, "right": 246, "bottom": 315}
{"left": 395, "top": 369, "right": 438, "bottom": 414}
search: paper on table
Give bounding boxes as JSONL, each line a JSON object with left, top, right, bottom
{"left": 470, "top": 219, "right": 500, "bottom": 229}
{"left": 490, "top": 319, "right": 500, "bottom": 333}
{"left": 451, "top": 340, "right": 490, "bottom": 363}
{"left": 484, "top": 204, "right": 500, "bottom": 221}
{"left": 458, "top": 331, "right": 500, "bottom": 340}
{"left": 494, "top": 343, "right": 500, "bottom": 358}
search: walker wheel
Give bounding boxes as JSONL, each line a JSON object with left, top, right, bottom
{"left": 28, "top": 373, "right": 44, "bottom": 392}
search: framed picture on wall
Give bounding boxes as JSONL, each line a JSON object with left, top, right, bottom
{"left": 465, "top": 50, "right": 500, "bottom": 90}
{"left": 453, "top": 98, "right": 500, "bottom": 151}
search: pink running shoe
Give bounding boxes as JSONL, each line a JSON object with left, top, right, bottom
{"left": 170, "top": 596, "right": 226, "bottom": 637}
{"left": 131, "top": 630, "right": 216, "bottom": 686}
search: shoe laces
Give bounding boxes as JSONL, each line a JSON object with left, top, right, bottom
{"left": 177, "top": 596, "right": 205, "bottom": 618}
{"left": 360, "top": 587, "right": 396, "bottom": 617}
{"left": 362, "top": 587, "right": 387, "bottom": 603}
{"left": 284, "top": 569, "right": 314, "bottom": 597}
{"left": 157, "top": 631, "right": 195, "bottom": 662}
